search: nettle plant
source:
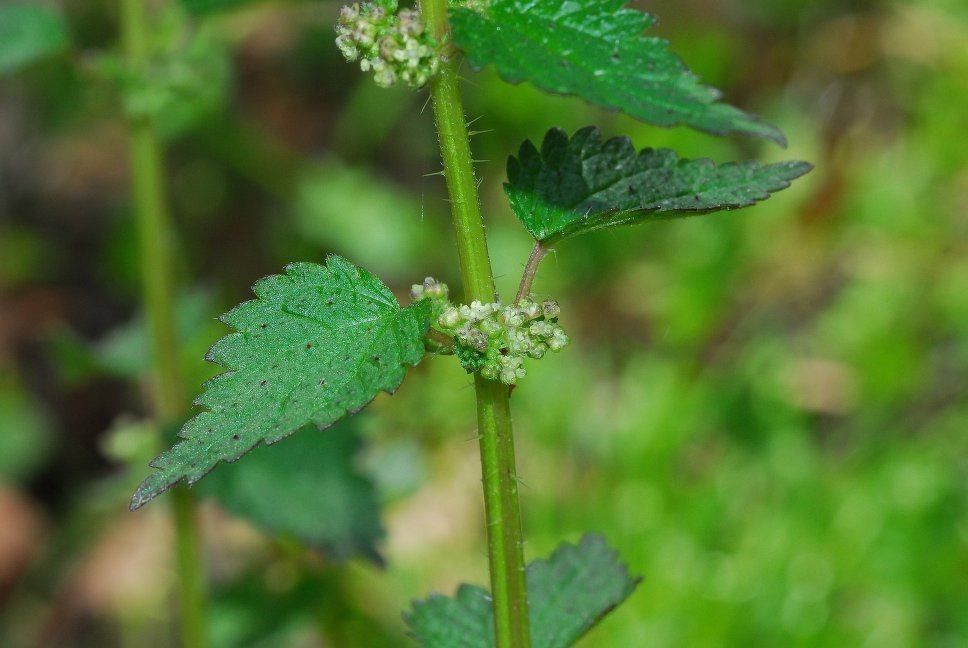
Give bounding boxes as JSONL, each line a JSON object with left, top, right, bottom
{"left": 124, "top": 0, "right": 810, "bottom": 645}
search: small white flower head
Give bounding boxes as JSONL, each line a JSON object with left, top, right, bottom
{"left": 335, "top": 34, "right": 359, "bottom": 60}
{"left": 499, "top": 306, "right": 524, "bottom": 328}
{"left": 335, "top": 2, "right": 441, "bottom": 88}
{"left": 527, "top": 342, "right": 548, "bottom": 359}
{"left": 397, "top": 9, "right": 423, "bottom": 36}
{"left": 463, "top": 300, "right": 492, "bottom": 322}
{"left": 548, "top": 329, "right": 569, "bottom": 352}
{"left": 528, "top": 321, "right": 554, "bottom": 338}
{"left": 480, "top": 364, "right": 499, "bottom": 380}
{"left": 480, "top": 318, "right": 502, "bottom": 336}
{"left": 541, "top": 300, "right": 561, "bottom": 319}
{"left": 339, "top": 3, "right": 361, "bottom": 24}
{"left": 438, "top": 306, "right": 461, "bottom": 328}
{"left": 372, "top": 61, "right": 397, "bottom": 87}
{"left": 413, "top": 276, "right": 448, "bottom": 302}
{"left": 518, "top": 299, "right": 542, "bottom": 322}
{"left": 458, "top": 326, "right": 489, "bottom": 352}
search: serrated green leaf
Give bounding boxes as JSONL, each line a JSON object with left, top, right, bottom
{"left": 130, "top": 255, "right": 432, "bottom": 510}
{"left": 200, "top": 420, "right": 384, "bottom": 562}
{"left": 450, "top": 0, "right": 785, "bottom": 144}
{"left": 526, "top": 534, "right": 640, "bottom": 647}
{"left": 406, "top": 534, "right": 640, "bottom": 647}
{"left": 506, "top": 126, "right": 812, "bottom": 244}
{"left": 407, "top": 584, "right": 494, "bottom": 648}
{"left": 0, "top": 3, "right": 70, "bottom": 75}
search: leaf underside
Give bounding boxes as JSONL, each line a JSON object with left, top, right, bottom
{"left": 406, "top": 534, "right": 640, "bottom": 647}
{"left": 130, "top": 255, "right": 432, "bottom": 510}
{"left": 0, "top": 3, "right": 69, "bottom": 75}
{"left": 506, "top": 126, "right": 812, "bottom": 244}
{"left": 199, "top": 420, "right": 384, "bottom": 563}
{"left": 450, "top": 0, "right": 784, "bottom": 145}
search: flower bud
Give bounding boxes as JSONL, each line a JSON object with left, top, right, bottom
{"left": 548, "top": 329, "right": 569, "bottom": 351}
{"left": 541, "top": 300, "right": 561, "bottom": 319}
{"left": 518, "top": 299, "right": 541, "bottom": 321}
{"left": 438, "top": 306, "right": 461, "bottom": 328}
{"left": 527, "top": 342, "right": 547, "bottom": 359}
{"left": 460, "top": 327, "right": 488, "bottom": 352}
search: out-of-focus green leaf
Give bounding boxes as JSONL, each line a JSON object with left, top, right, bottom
{"left": 95, "top": 289, "right": 218, "bottom": 379}
{"left": 179, "top": 0, "right": 265, "bottom": 16}
{"left": 406, "top": 534, "right": 639, "bottom": 647}
{"left": 0, "top": 4, "right": 69, "bottom": 75}
{"left": 506, "top": 126, "right": 811, "bottom": 244}
{"left": 130, "top": 256, "right": 432, "bottom": 510}
{"left": 45, "top": 289, "right": 222, "bottom": 387}
{"left": 0, "top": 381, "right": 54, "bottom": 482}
{"left": 95, "top": 16, "right": 232, "bottom": 139}
{"left": 294, "top": 162, "right": 444, "bottom": 280}
{"left": 201, "top": 421, "right": 384, "bottom": 562}
{"left": 211, "top": 564, "right": 400, "bottom": 647}
{"left": 450, "top": 0, "right": 785, "bottom": 144}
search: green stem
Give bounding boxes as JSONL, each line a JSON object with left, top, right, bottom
{"left": 420, "top": 2, "right": 531, "bottom": 646}
{"left": 120, "top": 0, "right": 207, "bottom": 646}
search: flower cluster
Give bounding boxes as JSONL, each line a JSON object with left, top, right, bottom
{"left": 335, "top": 3, "right": 441, "bottom": 88}
{"left": 436, "top": 298, "right": 569, "bottom": 385}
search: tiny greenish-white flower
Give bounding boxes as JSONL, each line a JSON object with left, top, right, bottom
{"left": 548, "top": 329, "right": 569, "bottom": 351}
{"left": 541, "top": 300, "right": 561, "bottom": 319}
{"left": 438, "top": 306, "right": 461, "bottom": 328}
{"left": 459, "top": 326, "right": 489, "bottom": 352}
{"left": 519, "top": 299, "right": 542, "bottom": 321}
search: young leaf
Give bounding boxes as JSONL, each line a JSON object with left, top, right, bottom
{"left": 450, "top": 0, "right": 785, "bottom": 145}
{"left": 130, "top": 255, "right": 432, "bottom": 510}
{"left": 200, "top": 421, "right": 384, "bottom": 563}
{"left": 0, "top": 4, "right": 70, "bottom": 75}
{"left": 506, "top": 126, "right": 812, "bottom": 245}
{"left": 406, "top": 534, "right": 640, "bottom": 647}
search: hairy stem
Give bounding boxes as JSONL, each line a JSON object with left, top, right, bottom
{"left": 515, "top": 242, "right": 549, "bottom": 303}
{"left": 420, "top": 1, "right": 531, "bottom": 645}
{"left": 120, "top": 0, "right": 207, "bottom": 645}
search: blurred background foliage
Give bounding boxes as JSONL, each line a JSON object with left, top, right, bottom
{"left": 0, "top": 0, "right": 965, "bottom": 645}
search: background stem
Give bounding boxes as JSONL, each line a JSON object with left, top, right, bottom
{"left": 420, "top": 1, "right": 531, "bottom": 645}
{"left": 120, "top": 0, "right": 207, "bottom": 645}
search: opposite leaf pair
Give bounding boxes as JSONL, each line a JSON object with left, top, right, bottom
{"left": 130, "top": 122, "right": 809, "bottom": 509}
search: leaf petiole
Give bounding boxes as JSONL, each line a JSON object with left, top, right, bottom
{"left": 515, "top": 241, "right": 549, "bottom": 302}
